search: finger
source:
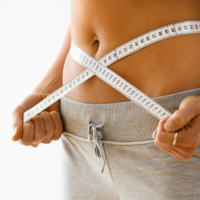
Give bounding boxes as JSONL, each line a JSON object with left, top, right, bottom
{"left": 152, "top": 129, "right": 157, "bottom": 140}
{"left": 31, "top": 115, "right": 46, "bottom": 143}
{"left": 18, "top": 121, "right": 34, "bottom": 146}
{"left": 186, "top": 115, "right": 200, "bottom": 135}
{"left": 39, "top": 111, "right": 55, "bottom": 144}
{"left": 30, "top": 142, "right": 39, "bottom": 148}
{"left": 154, "top": 117, "right": 198, "bottom": 158}
{"left": 49, "top": 111, "right": 63, "bottom": 141}
{"left": 158, "top": 116, "right": 200, "bottom": 148}
{"left": 154, "top": 121, "right": 196, "bottom": 157}
{"left": 156, "top": 120, "right": 198, "bottom": 148}
{"left": 154, "top": 140, "right": 183, "bottom": 159}
{"left": 152, "top": 117, "right": 169, "bottom": 140}
{"left": 12, "top": 106, "right": 24, "bottom": 141}
{"left": 157, "top": 142, "right": 195, "bottom": 159}
{"left": 156, "top": 117, "right": 183, "bottom": 146}
{"left": 164, "top": 96, "right": 200, "bottom": 132}
{"left": 162, "top": 141, "right": 196, "bottom": 158}
{"left": 154, "top": 117, "right": 169, "bottom": 141}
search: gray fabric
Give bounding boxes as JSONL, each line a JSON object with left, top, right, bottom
{"left": 60, "top": 88, "right": 200, "bottom": 200}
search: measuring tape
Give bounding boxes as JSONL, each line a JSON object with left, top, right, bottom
{"left": 23, "top": 20, "right": 200, "bottom": 123}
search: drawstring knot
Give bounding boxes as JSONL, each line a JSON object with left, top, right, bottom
{"left": 87, "top": 121, "right": 105, "bottom": 173}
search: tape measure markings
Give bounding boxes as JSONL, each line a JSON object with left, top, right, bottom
{"left": 72, "top": 48, "right": 171, "bottom": 120}
{"left": 100, "top": 21, "right": 200, "bottom": 66}
{"left": 23, "top": 20, "right": 200, "bottom": 123}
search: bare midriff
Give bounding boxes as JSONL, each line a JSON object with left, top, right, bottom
{"left": 63, "top": 0, "right": 200, "bottom": 104}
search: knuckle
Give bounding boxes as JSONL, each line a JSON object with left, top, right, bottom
{"left": 51, "top": 111, "right": 58, "bottom": 115}
{"left": 32, "top": 115, "right": 42, "bottom": 122}
{"left": 39, "top": 111, "right": 49, "bottom": 118}
{"left": 34, "top": 130, "right": 45, "bottom": 142}
{"left": 182, "top": 96, "right": 197, "bottom": 104}
{"left": 54, "top": 119, "right": 62, "bottom": 126}
{"left": 180, "top": 96, "right": 199, "bottom": 111}
{"left": 189, "top": 96, "right": 199, "bottom": 103}
{"left": 50, "top": 112, "right": 63, "bottom": 126}
{"left": 41, "top": 111, "right": 49, "bottom": 115}
{"left": 50, "top": 111, "right": 58, "bottom": 118}
{"left": 23, "top": 122, "right": 34, "bottom": 132}
{"left": 172, "top": 111, "right": 185, "bottom": 125}
{"left": 45, "top": 123, "right": 54, "bottom": 133}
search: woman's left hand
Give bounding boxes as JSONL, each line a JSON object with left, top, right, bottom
{"left": 152, "top": 95, "right": 200, "bottom": 159}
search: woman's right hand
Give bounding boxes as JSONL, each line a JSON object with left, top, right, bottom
{"left": 12, "top": 92, "right": 63, "bottom": 147}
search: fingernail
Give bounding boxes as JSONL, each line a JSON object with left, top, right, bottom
{"left": 152, "top": 131, "right": 155, "bottom": 139}
{"left": 12, "top": 128, "right": 16, "bottom": 136}
{"left": 164, "top": 121, "right": 173, "bottom": 132}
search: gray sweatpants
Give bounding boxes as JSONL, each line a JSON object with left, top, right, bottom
{"left": 60, "top": 88, "right": 200, "bottom": 200}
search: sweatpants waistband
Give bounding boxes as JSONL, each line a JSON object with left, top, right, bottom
{"left": 60, "top": 88, "right": 200, "bottom": 142}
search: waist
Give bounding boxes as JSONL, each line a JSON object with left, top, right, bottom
{"left": 64, "top": 1, "right": 200, "bottom": 103}
{"left": 63, "top": 0, "right": 200, "bottom": 103}
{"left": 63, "top": 29, "right": 200, "bottom": 103}
{"left": 60, "top": 87, "right": 200, "bottom": 142}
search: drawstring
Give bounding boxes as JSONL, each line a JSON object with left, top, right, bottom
{"left": 87, "top": 121, "right": 105, "bottom": 174}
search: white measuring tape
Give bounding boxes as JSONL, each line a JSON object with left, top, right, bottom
{"left": 23, "top": 20, "right": 200, "bottom": 123}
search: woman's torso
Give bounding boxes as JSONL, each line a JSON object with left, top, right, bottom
{"left": 63, "top": 0, "right": 200, "bottom": 104}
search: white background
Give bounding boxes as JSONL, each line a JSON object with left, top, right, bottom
{"left": 0, "top": 0, "right": 71, "bottom": 199}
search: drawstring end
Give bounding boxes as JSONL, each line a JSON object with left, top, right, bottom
{"left": 87, "top": 121, "right": 106, "bottom": 174}
{"left": 100, "top": 153, "right": 105, "bottom": 174}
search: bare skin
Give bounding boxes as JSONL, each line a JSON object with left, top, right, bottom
{"left": 64, "top": 0, "right": 200, "bottom": 103}
{"left": 64, "top": 0, "right": 200, "bottom": 159}
{"left": 12, "top": 0, "right": 200, "bottom": 160}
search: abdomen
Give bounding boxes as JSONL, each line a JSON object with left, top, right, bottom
{"left": 63, "top": 0, "right": 200, "bottom": 104}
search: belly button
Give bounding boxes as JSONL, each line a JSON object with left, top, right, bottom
{"left": 92, "top": 37, "right": 100, "bottom": 55}
{"left": 92, "top": 35, "right": 100, "bottom": 45}
{"left": 92, "top": 39, "right": 99, "bottom": 47}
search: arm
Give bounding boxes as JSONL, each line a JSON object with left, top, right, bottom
{"left": 12, "top": 23, "right": 71, "bottom": 146}
{"left": 33, "top": 23, "right": 71, "bottom": 94}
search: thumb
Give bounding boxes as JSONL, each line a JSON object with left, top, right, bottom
{"left": 12, "top": 107, "right": 24, "bottom": 141}
{"left": 164, "top": 96, "right": 200, "bottom": 132}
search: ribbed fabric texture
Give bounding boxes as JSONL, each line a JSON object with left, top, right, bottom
{"left": 60, "top": 88, "right": 200, "bottom": 200}
{"left": 60, "top": 87, "right": 200, "bottom": 142}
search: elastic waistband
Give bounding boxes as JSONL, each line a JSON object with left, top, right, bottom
{"left": 60, "top": 88, "right": 200, "bottom": 142}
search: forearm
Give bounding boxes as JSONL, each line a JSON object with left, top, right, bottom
{"left": 33, "top": 23, "right": 71, "bottom": 94}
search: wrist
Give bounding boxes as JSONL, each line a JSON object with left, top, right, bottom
{"left": 32, "top": 82, "right": 62, "bottom": 94}
{"left": 32, "top": 69, "right": 63, "bottom": 94}
{"left": 32, "top": 84, "right": 49, "bottom": 94}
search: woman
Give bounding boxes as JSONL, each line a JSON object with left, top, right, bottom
{"left": 12, "top": 0, "right": 200, "bottom": 199}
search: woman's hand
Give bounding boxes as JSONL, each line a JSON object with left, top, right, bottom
{"left": 12, "top": 92, "right": 63, "bottom": 148}
{"left": 152, "top": 95, "right": 200, "bottom": 159}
